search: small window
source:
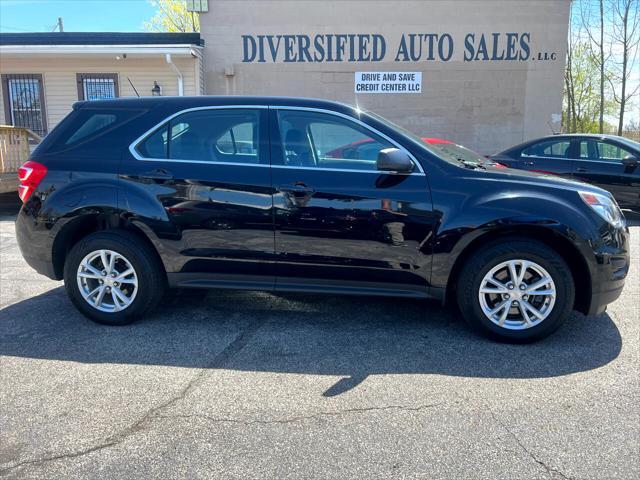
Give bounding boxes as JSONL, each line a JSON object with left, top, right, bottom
{"left": 77, "top": 73, "right": 119, "bottom": 101}
{"left": 522, "top": 140, "right": 571, "bottom": 159}
{"left": 137, "top": 124, "right": 168, "bottom": 159}
{"left": 277, "top": 110, "right": 396, "bottom": 171}
{"left": 136, "top": 109, "right": 263, "bottom": 164}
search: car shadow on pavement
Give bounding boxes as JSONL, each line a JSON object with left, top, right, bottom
{"left": 0, "top": 286, "right": 622, "bottom": 396}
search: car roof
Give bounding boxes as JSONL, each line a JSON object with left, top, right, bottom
{"left": 74, "top": 95, "right": 358, "bottom": 115}
{"left": 495, "top": 133, "right": 639, "bottom": 156}
{"left": 549, "top": 133, "right": 632, "bottom": 140}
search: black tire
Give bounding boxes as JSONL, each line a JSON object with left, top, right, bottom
{"left": 63, "top": 230, "right": 166, "bottom": 325}
{"left": 456, "top": 239, "right": 575, "bottom": 343}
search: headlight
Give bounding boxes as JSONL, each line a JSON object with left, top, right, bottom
{"left": 579, "top": 191, "right": 624, "bottom": 227}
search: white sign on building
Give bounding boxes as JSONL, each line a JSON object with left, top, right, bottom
{"left": 355, "top": 72, "right": 422, "bottom": 94}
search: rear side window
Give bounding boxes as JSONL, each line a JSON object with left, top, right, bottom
{"left": 136, "top": 109, "right": 263, "bottom": 164}
{"left": 522, "top": 140, "right": 571, "bottom": 159}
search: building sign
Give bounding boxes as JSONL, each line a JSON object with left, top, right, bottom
{"left": 355, "top": 72, "right": 421, "bottom": 94}
{"left": 241, "top": 33, "right": 558, "bottom": 63}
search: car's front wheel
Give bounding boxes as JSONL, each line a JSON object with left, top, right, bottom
{"left": 456, "top": 239, "right": 575, "bottom": 342}
{"left": 63, "top": 230, "right": 165, "bottom": 325}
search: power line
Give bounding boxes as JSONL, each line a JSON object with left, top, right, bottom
{"left": 0, "top": 25, "right": 33, "bottom": 32}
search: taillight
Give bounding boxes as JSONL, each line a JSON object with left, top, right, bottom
{"left": 17, "top": 160, "right": 48, "bottom": 203}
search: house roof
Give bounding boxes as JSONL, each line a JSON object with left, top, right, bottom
{"left": 0, "top": 32, "right": 203, "bottom": 47}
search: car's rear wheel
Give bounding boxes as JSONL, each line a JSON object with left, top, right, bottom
{"left": 63, "top": 230, "right": 165, "bottom": 325}
{"left": 456, "top": 239, "right": 575, "bottom": 342}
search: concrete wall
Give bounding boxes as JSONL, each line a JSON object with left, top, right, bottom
{"left": 0, "top": 55, "right": 198, "bottom": 133}
{"left": 200, "top": 0, "right": 570, "bottom": 154}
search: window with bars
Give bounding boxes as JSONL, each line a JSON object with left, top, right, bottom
{"left": 1, "top": 74, "right": 48, "bottom": 136}
{"left": 76, "top": 74, "right": 119, "bottom": 101}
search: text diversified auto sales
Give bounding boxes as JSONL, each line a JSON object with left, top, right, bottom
{"left": 242, "top": 33, "right": 533, "bottom": 63}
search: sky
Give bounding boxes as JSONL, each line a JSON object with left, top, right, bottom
{"left": 0, "top": 0, "right": 155, "bottom": 33}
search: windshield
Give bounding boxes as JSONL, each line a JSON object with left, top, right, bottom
{"left": 616, "top": 136, "right": 640, "bottom": 152}
{"left": 362, "top": 109, "right": 485, "bottom": 167}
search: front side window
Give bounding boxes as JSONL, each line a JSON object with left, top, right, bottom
{"left": 136, "top": 109, "right": 262, "bottom": 164}
{"left": 1, "top": 74, "right": 47, "bottom": 136}
{"left": 276, "top": 110, "right": 396, "bottom": 171}
{"left": 522, "top": 140, "right": 571, "bottom": 159}
{"left": 77, "top": 74, "right": 119, "bottom": 101}
{"left": 595, "top": 141, "right": 633, "bottom": 162}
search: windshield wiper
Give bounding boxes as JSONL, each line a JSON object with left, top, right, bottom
{"left": 456, "top": 157, "right": 486, "bottom": 170}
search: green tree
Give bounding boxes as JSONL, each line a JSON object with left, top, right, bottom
{"left": 144, "top": 0, "right": 199, "bottom": 33}
{"left": 563, "top": 42, "right": 617, "bottom": 132}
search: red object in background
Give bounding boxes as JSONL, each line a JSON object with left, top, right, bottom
{"left": 421, "top": 137, "right": 453, "bottom": 145}
{"left": 17, "top": 160, "right": 48, "bottom": 203}
{"left": 326, "top": 136, "right": 508, "bottom": 168}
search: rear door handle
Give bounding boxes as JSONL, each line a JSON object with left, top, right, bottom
{"left": 522, "top": 161, "right": 535, "bottom": 166}
{"left": 279, "top": 184, "right": 315, "bottom": 195}
{"left": 139, "top": 169, "right": 175, "bottom": 182}
{"left": 576, "top": 167, "right": 588, "bottom": 173}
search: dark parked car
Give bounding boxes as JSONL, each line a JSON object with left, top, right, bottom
{"left": 492, "top": 134, "right": 640, "bottom": 211}
{"left": 15, "top": 97, "right": 630, "bottom": 342}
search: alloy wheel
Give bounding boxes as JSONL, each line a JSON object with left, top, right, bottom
{"left": 478, "top": 259, "right": 556, "bottom": 330}
{"left": 76, "top": 249, "right": 138, "bottom": 313}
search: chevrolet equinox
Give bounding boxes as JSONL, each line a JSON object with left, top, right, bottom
{"left": 15, "top": 97, "right": 630, "bottom": 342}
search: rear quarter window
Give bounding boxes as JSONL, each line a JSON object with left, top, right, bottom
{"left": 39, "top": 108, "right": 145, "bottom": 154}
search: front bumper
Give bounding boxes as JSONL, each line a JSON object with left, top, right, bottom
{"left": 584, "top": 225, "right": 630, "bottom": 315}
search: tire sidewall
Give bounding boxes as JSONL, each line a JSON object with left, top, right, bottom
{"left": 458, "top": 242, "right": 575, "bottom": 342}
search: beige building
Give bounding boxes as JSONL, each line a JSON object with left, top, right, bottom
{"left": 199, "top": 0, "right": 571, "bottom": 154}
{"left": 0, "top": 33, "right": 204, "bottom": 136}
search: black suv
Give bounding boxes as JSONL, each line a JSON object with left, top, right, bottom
{"left": 16, "top": 97, "right": 630, "bottom": 342}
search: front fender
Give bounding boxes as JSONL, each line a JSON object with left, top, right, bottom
{"left": 429, "top": 189, "right": 600, "bottom": 291}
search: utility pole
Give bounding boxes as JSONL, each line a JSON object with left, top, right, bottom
{"left": 57, "top": 17, "right": 64, "bottom": 32}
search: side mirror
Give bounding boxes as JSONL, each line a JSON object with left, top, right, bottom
{"left": 622, "top": 155, "right": 639, "bottom": 167}
{"left": 377, "top": 148, "right": 414, "bottom": 173}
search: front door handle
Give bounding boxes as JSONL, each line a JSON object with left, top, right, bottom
{"left": 279, "top": 184, "right": 315, "bottom": 195}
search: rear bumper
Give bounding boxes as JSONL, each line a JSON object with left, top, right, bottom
{"left": 15, "top": 207, "right": 58, "bottom": 280}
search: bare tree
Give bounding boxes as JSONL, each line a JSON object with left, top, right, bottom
{"left": 581, "top": 0, "right": 610, "bottom": 133}
{"left": 607, "top": 0, "right": 640, "bottom": 135}
{"left": 564, "top": 3, "right": 578, "bottom": 132}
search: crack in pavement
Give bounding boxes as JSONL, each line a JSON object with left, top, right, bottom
{"left": 489, "top": 409, "right": 573, "bottom": 480}
{"left": 0, "top": 317, "right": 265, "bottom": 476}
{"left": 154, "top": 401, "right": 448, "bottom": 426}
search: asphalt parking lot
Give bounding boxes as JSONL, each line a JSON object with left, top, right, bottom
{"left": 0, "top": 192, "right": 638, "bottom": 480}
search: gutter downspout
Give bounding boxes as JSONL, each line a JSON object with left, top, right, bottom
{"left": 165, "top": 53, "right": 184, "bottom": 96}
